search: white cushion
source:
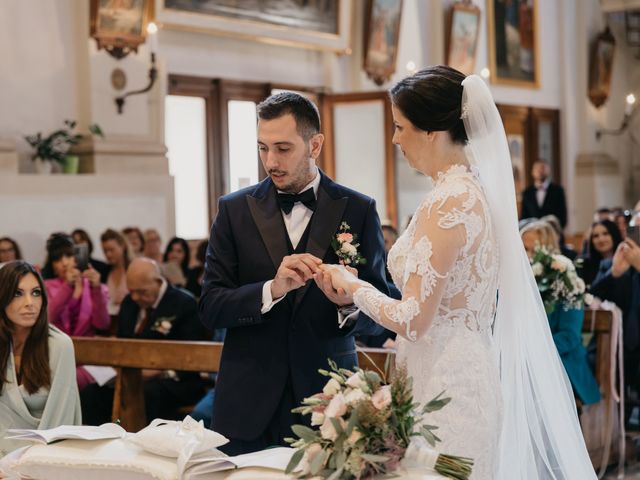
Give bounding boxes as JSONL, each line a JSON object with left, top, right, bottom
{"left": 127, "top": 416, "right": 228, "bottom": 459}
{"left": 12, "top": 438, "right": 179, "bottom": 480}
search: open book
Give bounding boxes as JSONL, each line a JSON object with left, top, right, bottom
{"left": 5, "top": 423, "right": 126, "bottom": 444}
{"left": 183, "top": 447, "right": 296, "bottom": 479}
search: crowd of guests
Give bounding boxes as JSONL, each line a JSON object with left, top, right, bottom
{"left": 0, "top": 227, "right": 218, "bottom": 451}
{"left": 2, "top": 172, "right": 640, "bottom": 453}
{"left": 518, "top": 159, "right": 640, "bottom": 425}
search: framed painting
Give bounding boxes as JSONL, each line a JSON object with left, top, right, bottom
{"left": 445, "top": 1, "right": 481, "bottom": 75}
{"left": 90, "top": 0, "right": 154, "bottom": 59}
{"left": 487, "top": 0, "right": 539, "bottom": 87}
{"left": 363, "top": 0, "right": 404, "bottom": 86}
{"left": 588, "top": 27, "right": 616, "bottom": 108}
{"left": 155, "top": 0, "right": 352, "bottom": 53}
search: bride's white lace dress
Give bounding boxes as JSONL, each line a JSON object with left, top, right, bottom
{"left": 353, "top": 164, "right": 503, "bottom": 479}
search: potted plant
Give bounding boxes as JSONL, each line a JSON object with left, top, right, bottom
{"left": 24, "top": 120, "right": 103, "bottom": 174}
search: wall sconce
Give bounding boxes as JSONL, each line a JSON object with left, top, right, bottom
{"left": 114, "top": 22, "right": 158, "bottom": 115}
{"left": 596, "top": 93, "right": 637, "bottom": 140}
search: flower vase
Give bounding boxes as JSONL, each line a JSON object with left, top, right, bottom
{"left": 34, "top": 158, "right": 53, "bottom": 174}
{"left": 62, "top": 155, "right": 79, "bottom": 174}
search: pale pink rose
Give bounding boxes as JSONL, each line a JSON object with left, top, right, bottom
{"left": 324, "top": 393, "right": 347, "bottom": 418}
{"left": 320, "top": 418, "right": 339, "bottom": 441}
{"left": 345, "top": 372, "right": 367, "bottom": 390}
{"left": 344, "top": 388, "right": 367, "bottom": 406}
{"left": 306, "top": 443, "right": 322, "bottom": 463}
{"left": 371, "top": 385, "right": 392, "bottom": 410}
{"left": 337, "top": 233, "right": 354, "bottom": 243}
{"left": 322, "top": 378, "right": 341, "bottom": 396}
{"left": 311, "top": 411, "right": 325, "bottom": 426}
{"left": 347, "top": 428, "right": 363, "bottom": 445}
{"left": 551, "top": 260, "right": 567, "bottom": 272}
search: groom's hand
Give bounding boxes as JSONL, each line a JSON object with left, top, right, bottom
{"left": 271, "top": 253, "right": 323, "bottom": 298}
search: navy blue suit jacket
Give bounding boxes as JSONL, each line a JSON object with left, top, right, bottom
{"left": 199, "top": 172, "right": 387, "bottom": 440}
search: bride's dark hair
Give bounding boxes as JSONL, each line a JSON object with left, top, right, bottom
{"left": 389, "top": 65, "right": 468, "bottom": 145}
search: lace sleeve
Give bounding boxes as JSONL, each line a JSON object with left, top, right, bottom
{"left": 353, "top": 188, "right": 472, "bottom": 341}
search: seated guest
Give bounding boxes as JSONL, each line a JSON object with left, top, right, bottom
{"left": 100, "top": 229, "right": 131, "bottom": 316}
{"left": 162, "top": 237, "right": 200, "bottom": 297}
{"left": 143, "top": 228, "right": 163, "bottom": 263}
{"left": 577, "top": 220, "right": 623, "bottom": 290}
{"left": 520, "top": 219, "right": 560, "bottom": 258}
{"left": 520, "top": 225, "right": 601, "bottom": 406}
{"left": 42, "top": 233, "right": 110, "bottom": 389}
{"left": 0, "top": 237, "right": 22, "bottom": 264}
{"left": 0, "top": 261, "right": 81, "bottom": 456}
{"left": 123, "top": 226, "right": 145, "bottom": 258}
{"left": 184, "top": 240, "right": 208, "bottom": 299}
{"left": 591, "top": 238, "right": 640, "bottom": 420}
{"left": 612, "top": 208, "right": 632, "bottom": 240}
{"left": 71, "top": 228, "right": 109, "bottom": 283}
{"left": 81, "top": 258, "right": 206, "bottom": 424}
{"left": 541, "top": 214, "right": 577, "bottom": 261}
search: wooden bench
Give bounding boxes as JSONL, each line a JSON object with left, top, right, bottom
{"left": 580, "top": 308, "right": 622, "bottom": 475}
{"left": 72, "top": 337, "right": 394, "bottom": 432}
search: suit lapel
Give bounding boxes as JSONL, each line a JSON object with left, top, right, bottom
{"left": 246, "top": 180, "right": 289, "bottom": 271}
{"left": 293, "top": 176, "right": 348, "bottom": 313}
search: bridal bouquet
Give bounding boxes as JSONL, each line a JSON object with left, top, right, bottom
{"left": 285, "top": 360, "right": 473, "bottom": 480}
{"left": 530, "top": 246, "right": 587, "bottom": 314}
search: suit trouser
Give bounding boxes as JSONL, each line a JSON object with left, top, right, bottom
{"left": 219, "top": 375, "right": 301, "bottom": 456}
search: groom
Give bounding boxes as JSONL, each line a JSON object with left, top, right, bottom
{"left": 199, "top": 92, "right": 388, "bottom": 455}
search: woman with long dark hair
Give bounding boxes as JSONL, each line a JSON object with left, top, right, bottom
{"left": 162, "top": 237, "right": 200, "bottom": 297}
{"left": 0, "top": 261, "right": 81, "bottom": 456}
{"left": 578, "top": 219, "right": 623, "bottom": 289}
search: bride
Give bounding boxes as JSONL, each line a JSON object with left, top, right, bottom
{"left": 319, "top": 66, "right": 596, "bottom": 479}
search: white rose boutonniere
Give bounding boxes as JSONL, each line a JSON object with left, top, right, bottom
{"left": 151, "top": 315, "right": 176, "bottom": 335}
{"left": 331, "top": 222, "right": 366, "bottom": 266}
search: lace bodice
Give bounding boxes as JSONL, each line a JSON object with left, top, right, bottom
{"left": 354, "top": 164, "right": 498, "bottom": 342}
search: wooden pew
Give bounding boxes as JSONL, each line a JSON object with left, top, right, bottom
{"left": 580, "top": 308, "right": 621, "bottom": 475}
{"left": 72, "top": 337, "right": 394, "bottom": 432}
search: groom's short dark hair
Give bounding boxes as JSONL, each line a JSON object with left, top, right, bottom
{"left": 257, "top": 92, "right": 321, "bottom": 141}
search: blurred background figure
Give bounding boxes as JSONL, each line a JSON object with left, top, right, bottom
{"left": 0, "top": 237, "right": 22, "bottom": 264}
{"left": 122, "top": 226, "right": 145, "bottom": 258}
{"left": 577, "top": 220, "right": 623, "bottom": 290}
{"left": 162, "top": 236, "right": 200, "bottom": 297}
{"left": 143, "top": 228, "right": 163, "bottom": 263}
{"left": 71, "top": 228, "right": 109, "bottom": 283}
{"left": 520, "top": 219, "right": 560, "bottom": 259}
{"left": 100, "top": 228, "right": 131, "bottom": 316}
{"left": 520, "top": 160, "right": 567, "bottom": 228}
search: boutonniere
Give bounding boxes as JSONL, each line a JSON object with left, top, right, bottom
{"left": 331, "top": 222, "right": 367, "bottom": 266}
{"left": 151, "top": 315, "right": 176, "bottom": 335}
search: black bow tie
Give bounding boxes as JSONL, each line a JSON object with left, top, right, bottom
{"left": 277, "top": 188, "right": 316, "bottom": 214}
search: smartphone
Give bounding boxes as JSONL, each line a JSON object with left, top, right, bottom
{"left": 73, "top": 244, "right": 89, "bottom": 271}
{"left": 627, "top": 225, "right": 640, "bottom": 245}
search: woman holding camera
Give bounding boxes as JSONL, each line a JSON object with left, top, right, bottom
{"left": 42, "top": 233, "right": 109, "bottom": 389}
{"left": 0, "top": 261, "right": 81, "bottom": 456}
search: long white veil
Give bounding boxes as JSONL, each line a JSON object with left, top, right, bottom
{"left": 461, "top": 75, "right": 596, "bottom": 479}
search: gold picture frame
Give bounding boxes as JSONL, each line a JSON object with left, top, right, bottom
{"left": 445, "top": 1, "right": 481, "bottom": 76}
{"left": 155, "top": 0, "right": 353, "bottom": 53}
{"left": 362, "top": 0, "right": 404, "bottom": 86}
{"left": 588, "top": 27, "right": 616, "bottom": 108}
{"left": 90, "top": 0, "right": 154, "bottom": 59}
{"left": 487, "top": 0, "right": 540, "bottom": 88}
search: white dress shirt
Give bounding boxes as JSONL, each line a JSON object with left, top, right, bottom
{"left": 261, "top": 170, "right": 320, "bottom": 313}
{"left": 536, "top": 178, "right": 551, "bottom": 208}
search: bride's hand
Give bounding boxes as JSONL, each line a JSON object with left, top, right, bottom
{"left": 319, "top": 264, "right": 360, "bottom": 295}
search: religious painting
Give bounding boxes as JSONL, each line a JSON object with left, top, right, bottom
{"left": 90, "top": 0, "right": 153, "bottom": 59}
{"left": 588, "top": 27, "right": 616, "bottom": 108}
{"left": 445, "top": 2, "right": 481, "bottom": 75}
{"left": 363, "top": 0, "right": 404, "bottom": 86}
{"left": 487, "top": 0, "right": 539, "bottom": 87}
{"left": 155, "top": 0, "right": 352, "bottom": 53}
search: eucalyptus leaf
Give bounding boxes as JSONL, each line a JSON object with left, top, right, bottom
{"left": 310, "top": 449, "right": 328, "bottom": 475}
{"left": 291, "top": 424, "right": 319, "bottom": 442}
{"left": 361, "top": 453, "right": 390, "bottom": 463}
{"left": 285, "top": 448, "right": 304, "bottom": 474}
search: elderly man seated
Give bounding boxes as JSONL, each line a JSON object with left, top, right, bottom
{"left": 81, "top": 258, "right": 206, "bottom": 424}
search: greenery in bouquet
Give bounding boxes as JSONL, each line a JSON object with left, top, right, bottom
{"left": 285, "top": 360, "right": 473, "bottom": 480}
{"left": 24, "top": 120, "right": 103, "bottom": 165}
{"left": 530, "top": 245, "right": 586, "bottom": 314}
